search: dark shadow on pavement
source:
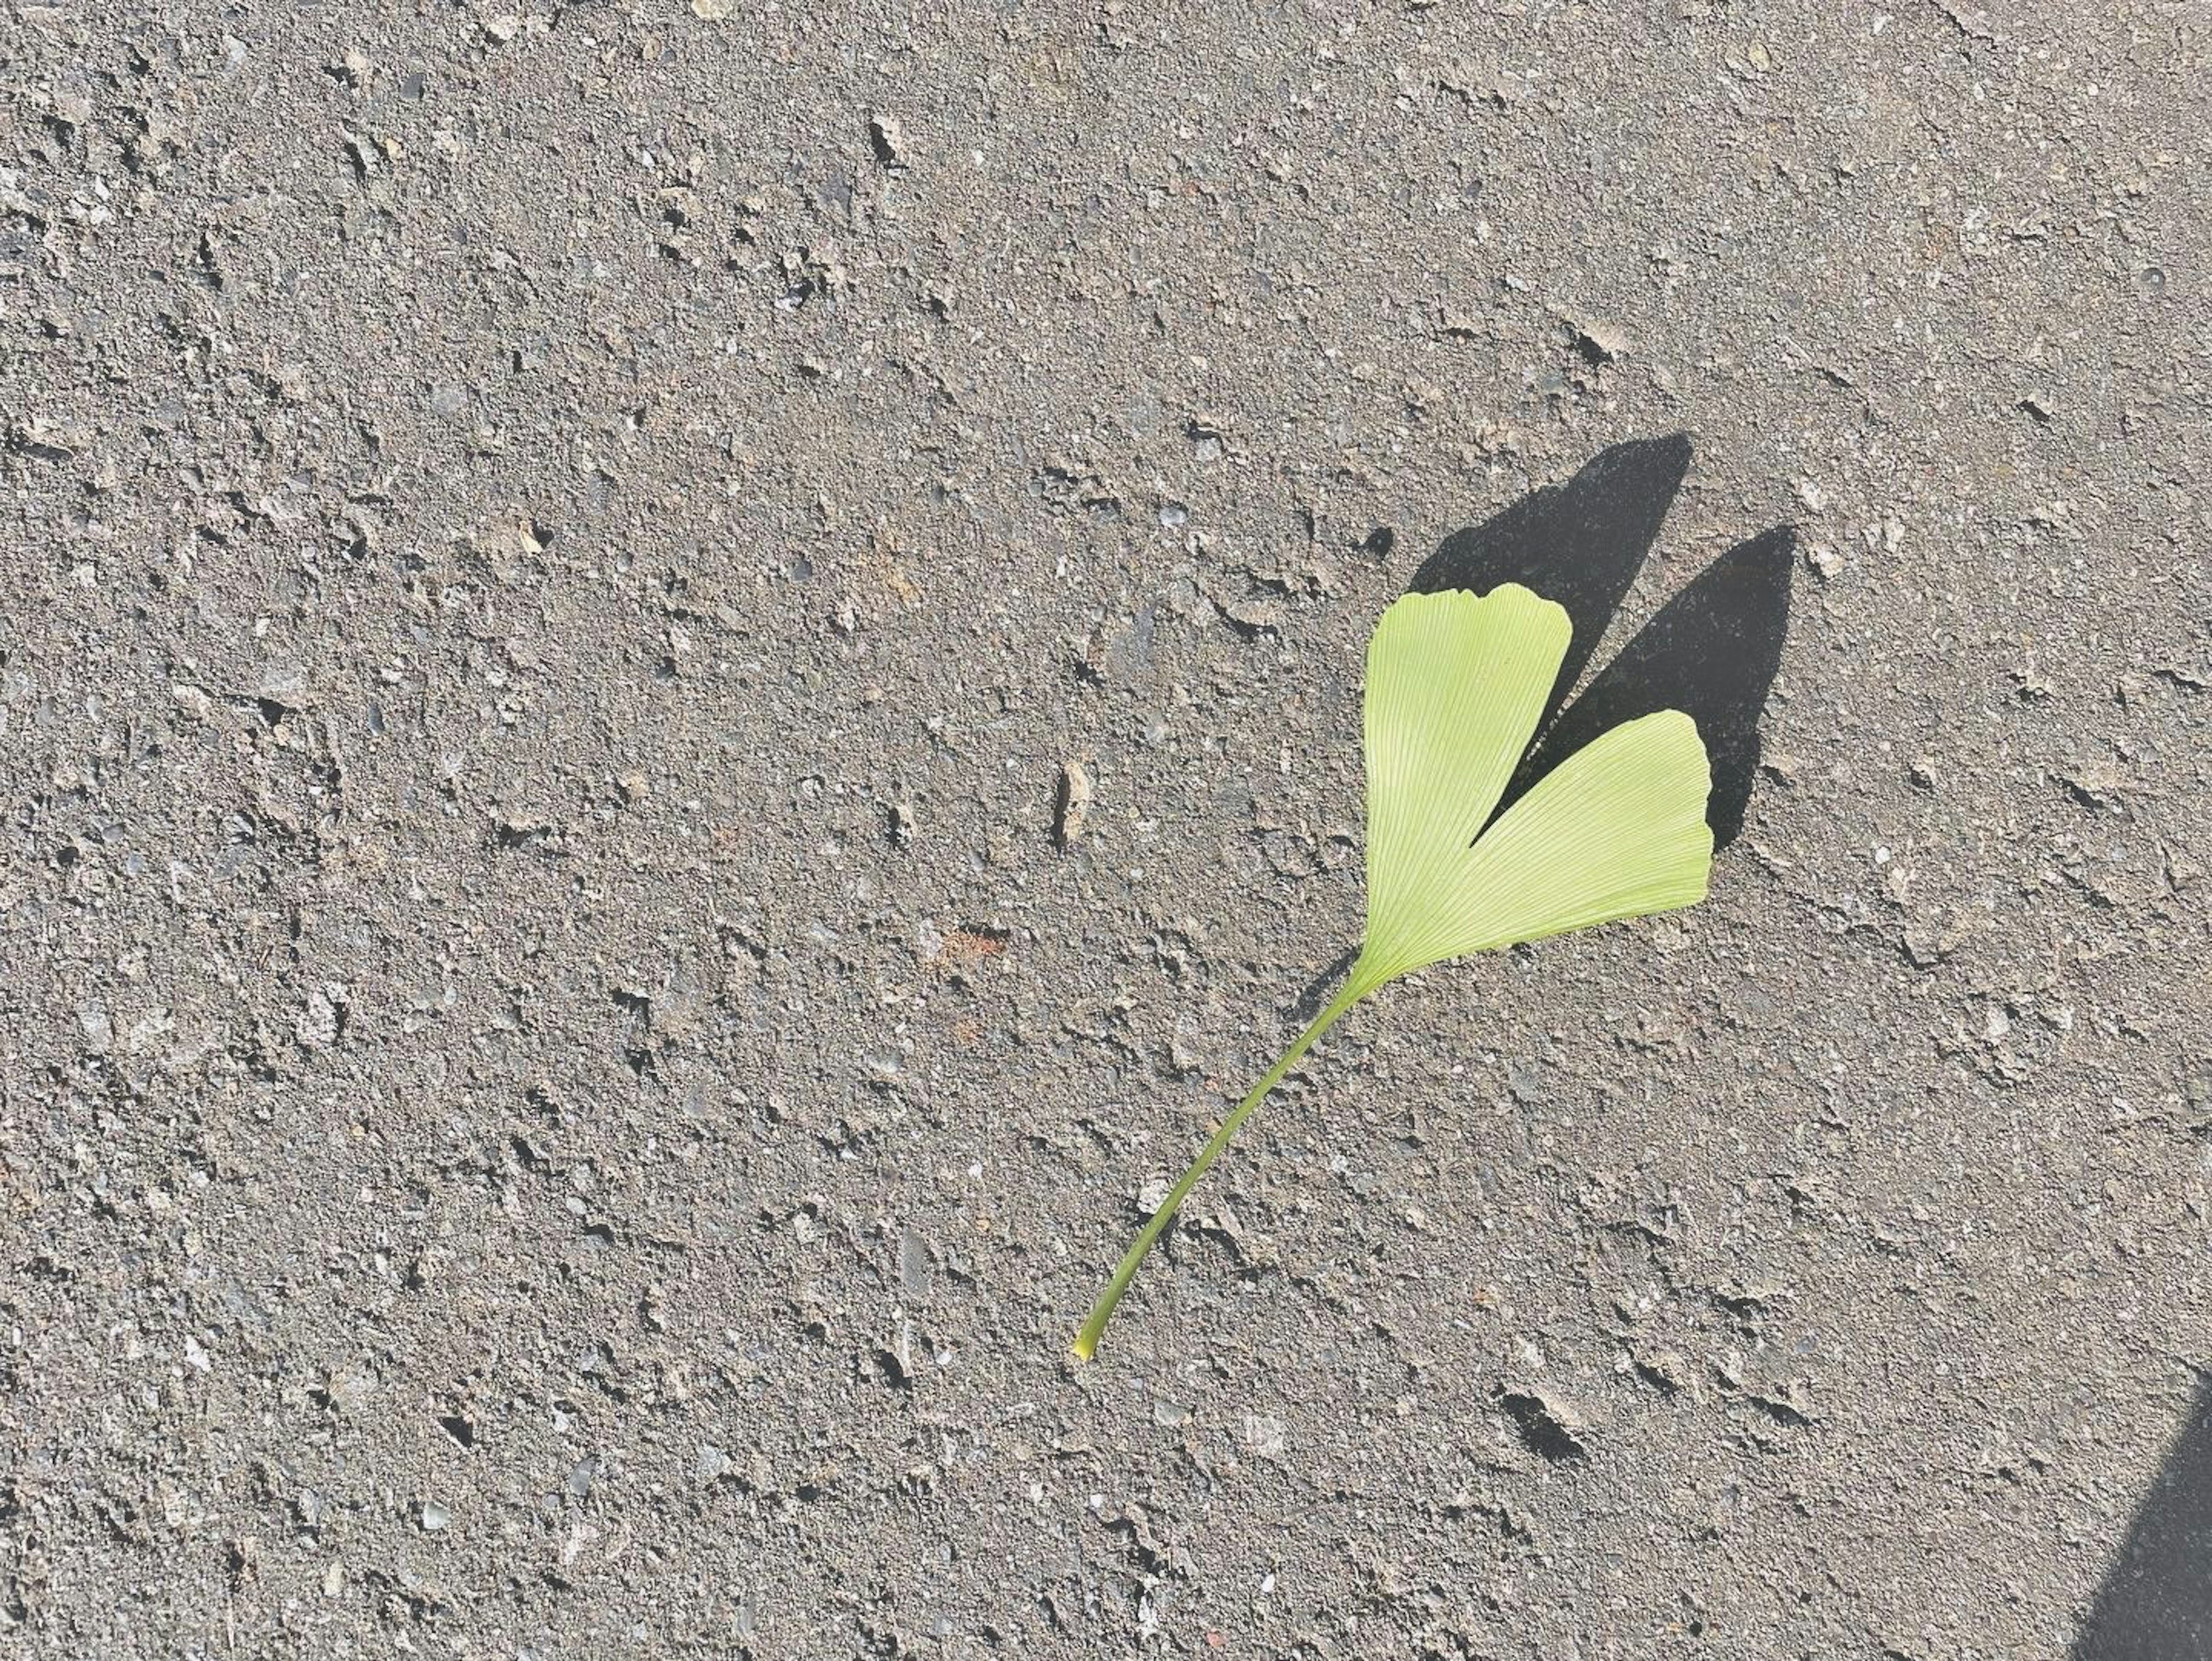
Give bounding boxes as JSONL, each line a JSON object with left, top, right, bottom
{"left": 1408, "top": 433, "right": 1692, "bottom": 737}
{"left": 2073, "top": 1374, "right": 2212, "bottom": 1660}
{"left": 1408, "top": 436, "right": 1791, "bottom": 853}
{"left": 1287, "top": 944, "right": 1361, "bottom": 1026}
{"left": 1496, "top": 525, "right": 1794, "bottom": 851}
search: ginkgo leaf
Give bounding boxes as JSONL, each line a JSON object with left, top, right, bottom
{"left": 1072, "top": 585, "right": 1719, "bottom": 1363}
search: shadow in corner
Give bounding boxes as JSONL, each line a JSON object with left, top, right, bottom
{"left": 1290, "top": 436, "right": 1791, "bottom": 1021}
{"left": 2073, "top": 1372, "right": 2212, "bottom": 1660}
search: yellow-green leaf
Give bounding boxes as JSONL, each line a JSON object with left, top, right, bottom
{"left": 1075, "top": 582, "right": 1719, "bottom": 1363}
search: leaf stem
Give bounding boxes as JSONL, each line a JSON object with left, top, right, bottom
{"left": 1071, "top": 973, "right": 1372, "bottom": 1362}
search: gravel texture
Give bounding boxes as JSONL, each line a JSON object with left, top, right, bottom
{"left": 2, "top": 1, "right": 2207, "bottom": 1656}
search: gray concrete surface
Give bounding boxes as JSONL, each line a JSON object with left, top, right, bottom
{"left": 2, "top": 1, "right": 2206, "bottom": 1655}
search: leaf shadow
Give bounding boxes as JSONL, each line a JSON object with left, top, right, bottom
{"left": 1498, "top": 524, "right": 1794, "bottom": 850}
{"left": 2071, "top": 1372, "right": 2212, "bottom": 1659}
{"left": 1288, "top": 944, "right": 1363, "bottom": 1024}
{"left": 1411, "top": 434, "right": 1792, "bottom": 853}
{"left": 1408, "top": 433, "right": 1694, "bottom": 736}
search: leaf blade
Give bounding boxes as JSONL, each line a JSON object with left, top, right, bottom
{"left": 1359, "top": 585, "right": 1570, "bottom": 982}
{"left": 1412, "top": 709, "right": 1714, "bottom": 966}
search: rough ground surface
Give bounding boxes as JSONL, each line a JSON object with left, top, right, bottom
{"left": 2, "top": 2, "right": 2207, "bottom": 1656}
